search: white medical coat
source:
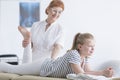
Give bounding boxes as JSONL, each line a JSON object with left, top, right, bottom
{"left": 31, "top": 20, "right": 64, "bottom": 62}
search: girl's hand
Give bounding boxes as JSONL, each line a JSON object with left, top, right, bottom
{"left": 22, "top": 39, "right": 30, "bottom": 48}
{"left": 102, "top": 68, "right": 114, "bottom": 77}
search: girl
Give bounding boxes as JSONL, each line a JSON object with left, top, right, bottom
{"left": 0, "top": 33, "right": 113, "bottom": 78}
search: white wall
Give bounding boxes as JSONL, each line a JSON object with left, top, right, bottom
{"left": 0, "top": 0, "right": 120, "bottom": 68}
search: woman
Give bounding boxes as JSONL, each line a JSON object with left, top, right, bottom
{"left": 18, "top": 0, "right": 65, "bottom": 63}
{"left": 0, "top": 32, "right": 113, "bottom": 78}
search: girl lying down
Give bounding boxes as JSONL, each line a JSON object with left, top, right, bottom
{"left": 0, "top": 32, "right": 114, "bottom": 78}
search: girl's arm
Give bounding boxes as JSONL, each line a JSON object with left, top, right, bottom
{"left": 70, "top": 63, "right": 84, "bottom": 74}
{"left": 84, "top": 63, "right": 113, "bottom": 77}
{"left": 84, "top": 63, "right": 103, "bottom": 75}
{"left": 70, "top": 63, "right": 113, "bottom": 77}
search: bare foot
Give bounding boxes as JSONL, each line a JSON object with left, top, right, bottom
{"left": 18, "top": 26, "right": 30, "bottom": 40}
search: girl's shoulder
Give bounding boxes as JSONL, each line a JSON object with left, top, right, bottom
{"left": 67, "top": 50, "right": 79, "bottom": 54}
{"left": 65, "top": 50, "right": 80, "bottom": 57}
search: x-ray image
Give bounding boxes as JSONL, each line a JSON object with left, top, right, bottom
{"left": 20, "top": 2, "right": 40, "bottom": 27}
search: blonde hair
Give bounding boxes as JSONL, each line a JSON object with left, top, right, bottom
{"left": 70, "top": 33, "right": 94, "bottom": 50}
{"left": 45, "top": 0, "right": 64, "bottom": 14}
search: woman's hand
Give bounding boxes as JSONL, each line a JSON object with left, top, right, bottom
{"left": 102, "top": 68, "right": 114, "bottom": 77}
{"left": 22, "top": 39, "right": 30, "bottom": 48}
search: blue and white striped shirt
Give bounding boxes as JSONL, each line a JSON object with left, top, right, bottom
{"left": 40, "top": 50, "right": 88, "bottom": 78}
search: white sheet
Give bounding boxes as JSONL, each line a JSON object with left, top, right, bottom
{"left": 66, "top": 74, "right": 113, "bottom": 80}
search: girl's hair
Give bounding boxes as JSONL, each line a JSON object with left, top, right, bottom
{"left": 70, "top": 32, "right": 94, "bottom": 50}
{"left": 45, "top": 0, "right": 64, "bottom": 14}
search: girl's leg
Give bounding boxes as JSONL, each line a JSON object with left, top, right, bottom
{"left": 18, "top": 26, "right": 32, "bottom": 64}
{"left": 22, "top": 43, "right": 32, "bottom": 63}
{"left": 18, "top": 26, "right": 30, "bottom": 40}
{"left": 0, "top": 60, "right": 42, "bottom": 75}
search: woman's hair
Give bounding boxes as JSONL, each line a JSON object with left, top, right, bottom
{"left": 45, "top": 0, "right": 64, "bottom": 14}
{"left": 70, "top": 32, "right": 94, "bottom": 50}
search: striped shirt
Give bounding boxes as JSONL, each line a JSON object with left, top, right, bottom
{"left": 40, "top": 50, "right": 88, "bottom": 78}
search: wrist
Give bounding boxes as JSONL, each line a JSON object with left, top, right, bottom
{"left": 100, "top": 70, "right": 105, "bottom": 76}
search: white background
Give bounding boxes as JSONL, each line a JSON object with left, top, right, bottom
{"left": 0, "top": 0, "right": 120, "bottom": 68}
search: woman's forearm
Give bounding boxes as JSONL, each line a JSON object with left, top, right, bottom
{"left": 51, "top": 44, "right": 62, "bottom": 59}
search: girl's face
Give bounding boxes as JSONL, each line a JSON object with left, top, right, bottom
{"left": 78, "top": 39, "right": 95, "bottom": 57}
{"left": 47, "top": 7, "right": 63, "bottom": 22}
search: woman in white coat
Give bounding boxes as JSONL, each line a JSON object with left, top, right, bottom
{"left": 18, "top": 0, "right": 65, "bottom": 63}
